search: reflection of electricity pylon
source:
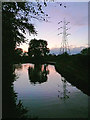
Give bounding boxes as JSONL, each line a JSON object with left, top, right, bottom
{"left": 58, "top": 18, "right": 71, "bottom": 54}
{"left": 58, "top": 77, "right": 70, "bottom": 102}
{"left": 61, "top": 78, "right": 69, "bottom": 101}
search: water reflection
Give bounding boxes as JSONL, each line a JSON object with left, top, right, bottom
{"left": 58, "top": 77, "right": 70, "bottom": 101}
{"left": 15, "top": 63, "right": 22, "bottom": 71}
{"left": 14, "top": 64, "right": 88, "bottom": 118}
{"left": 28, "top": 64, "right": 49, "bottom": 84}
{"left": 2, "top": 64, "right": 28, "bottom": 119}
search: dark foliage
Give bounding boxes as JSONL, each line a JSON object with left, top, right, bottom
{"left": 15, "top": 48, "right": 23, "bottom": 56}
{"left": 2, "top": 64, "right": 28, "bottom": 119}
{"left": 2, "top": 2, "right": 48, "bottom": 119}
{"left": 55, "top": 54, "right": 89, "bottom": 96}
{"left": 80, "top": 47, "right": 90, "bottom": 55}
{"left": 2, "top": 2, "right": 48, "bottom": 63}
{"left": 28, "top": 38, "right": 50, "bottom": 59}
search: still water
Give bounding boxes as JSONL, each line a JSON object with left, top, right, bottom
{"left": 13, "top": 63, "right": 88, "bottom": 118}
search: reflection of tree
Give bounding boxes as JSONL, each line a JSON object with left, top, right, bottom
{"left": 58, "top": 77, "right": 70, "bottom": 102}
{"left": 28, "top": 64, "right": 49, "bottom": 84}
{"left": 2, "top": 64, "right": 28, "bottom": 119}
{"left": 14, "top": 64, "right": 22, "bottom": 71}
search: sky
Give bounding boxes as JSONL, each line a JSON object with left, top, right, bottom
{"left": 19, "top": 2, "right": 88, "bottom": 54}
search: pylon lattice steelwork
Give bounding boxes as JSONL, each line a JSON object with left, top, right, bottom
{"left": 58, "top": 18, "right": 70, "bottom": 54}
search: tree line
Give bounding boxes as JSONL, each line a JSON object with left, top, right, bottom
{"left": 2, "top": 2, "right": 48, "bottom": 64}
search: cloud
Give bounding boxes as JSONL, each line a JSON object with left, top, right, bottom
{"left": 58, "top": 2, "right": 88, "bottom": 27}
{"left": 50, "top": 48, "right": 60, "bottom": 55}
{"left": 50, "top": 46, "right": 86, "bottom": 55}
{"left": 71, "top": 16, "right": 88, "bottom": 26}
{"left": 70, "top": 46, "right": 85, "bottom": 54}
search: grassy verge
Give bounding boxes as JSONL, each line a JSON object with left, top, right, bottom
{"left": 55, "top": 55, "right": 89, "bottom": 96}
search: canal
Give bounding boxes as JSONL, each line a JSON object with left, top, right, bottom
{"left": 13, "top": 63, "right": 88, "bottom": 118}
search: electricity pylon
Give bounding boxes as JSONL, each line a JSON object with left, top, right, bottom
{"left": 58, "top": 18, "right": 70, "bottom": 54}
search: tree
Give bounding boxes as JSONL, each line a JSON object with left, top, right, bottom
{"left": 23, "top": 51, "right": 28, "bottom": 57}
{"left": 80, "top": 47, "right": 90, "bottom": 55}
{"left": 28, "top": 64, "right": 49, "bottom": 84}
{"left": 2, "top": 2, "right": 48, "bottom": 62}
{"left": 28, "top": 38, "right": 50, "bottom": 58}
{"left": 15, "top": 48, "right": 23, "bottom": 56}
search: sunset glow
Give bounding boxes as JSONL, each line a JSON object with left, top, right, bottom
{"left": 18, "top": 2, "right": 88, "bottom": 54}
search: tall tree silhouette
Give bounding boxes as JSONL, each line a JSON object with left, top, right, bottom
{"left": 2, "top": 2, "right": 48, "bottom": 119}
{"left": 28, "top": 38, "right": 50, "bottom": 58}
{"left": 2, "top": 2, "right": 48, "bottom": 63}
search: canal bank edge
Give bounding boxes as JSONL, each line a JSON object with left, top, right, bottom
{"left": 55, "top": 61, "right": 89, "bottom": 96}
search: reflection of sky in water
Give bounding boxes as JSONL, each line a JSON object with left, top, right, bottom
{"left": 13, "top": 63, "right": 88, "bottom": 118}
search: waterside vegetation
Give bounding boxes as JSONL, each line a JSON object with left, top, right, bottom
{"left": 13, "top": 45, "right": 89, "bottom": 96}
{"left": 2, "top": 2, "right": 89, "bottom": 119}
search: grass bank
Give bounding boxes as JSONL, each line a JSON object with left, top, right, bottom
{"left": 55, "top": 55, "right": 89, "bottom": 96}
